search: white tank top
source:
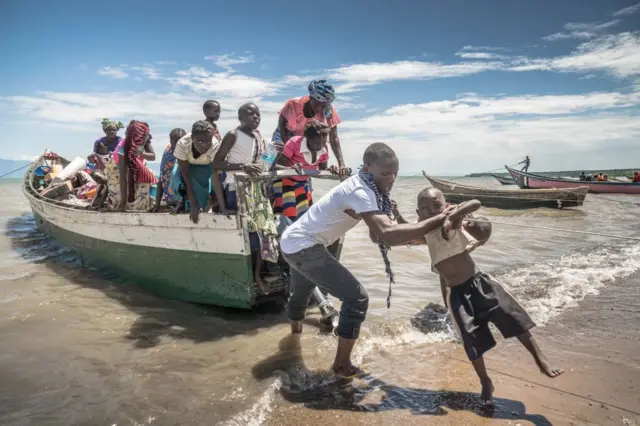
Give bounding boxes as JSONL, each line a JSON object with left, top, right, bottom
{"left": 425, "top": 227, "right": 479, "bottom": 272}
{"left": 224, "top": 130, "right": 259, "bottom": 189}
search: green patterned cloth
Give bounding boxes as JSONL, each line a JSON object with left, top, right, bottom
{"left": 241, "top": 181, "right": 279, "bottom": 263}
{"left": 101, "top": 118, "right": 124, "bottom": 132}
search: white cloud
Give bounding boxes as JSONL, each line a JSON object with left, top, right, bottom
{"left": 328, "top": 60, "right": 502, "bottom": 92}
{"left": 511, "top": 32, "right": 640, "bottom": 78}
{"left": 170, "top": 66, "right": 280, "bottom": 98}
{"left": 456, "top": 52, "right": 506, "bottom": 60}
{"left": 131, "top": 65, "right": 162, "bottom": 80}
{"left": 612, "top": 2, "right": 640, "bottom": 17}
{"left": 461, "top": 45, "right": 510, "bottom": 51}
{"left": 542, "top": 19, "right": 619, "bottom": 41}
{"left": 204, "top": 53, "right": 254, "bottom": 71}
{"left": 338, "top": 90, "right": 640, "bottom": 173}
{"left": 97, "top": 66, "right": 128, "bottom": 79}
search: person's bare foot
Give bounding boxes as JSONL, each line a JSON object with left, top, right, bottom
{"left": 538, "top": 357, "right": 564, "bottom": 378}
{"left": 480, "top": 377, "right": 494, "bottom": 406}
{"left": 255, "top": 275, "right": 269, "bottom": 295}
{"left": 290, "top": 320, "right": 303, "bottom": 334}
{"left": 171, "top": 200, "right": 185, "bottom": 215}
{"left": 332, "top": 363, "right": 364, "bottom": 380}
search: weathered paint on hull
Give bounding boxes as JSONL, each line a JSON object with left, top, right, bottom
{"left": 32, "top": 212, "right": 260, "bottom": 309}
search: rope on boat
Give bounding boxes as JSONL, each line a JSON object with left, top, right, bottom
{"left": 467, "top": 218, "right": 640, "bottom": 242}
{"left": 0, "top": 162, "right": 33, "bottom": 179}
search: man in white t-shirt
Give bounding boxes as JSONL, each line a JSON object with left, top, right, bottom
{"left": 280, "top": 142, "right": 453, "bottom": 379}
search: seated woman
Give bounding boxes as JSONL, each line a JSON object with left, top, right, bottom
{"left": 273, "top": 120, "right": 339, "bottom": 221}
{"left": 93, "top": 118, "right": 124, "bottom": 156}
{"left": 151, "top": 128, "right": 187, "bottom": 212}
{"left": 272, "top": 80, "right": 349, "bottom": 178}
{"left": 169, "top": 121, "right": 219, "bottom": 223}
{"left": 104, "top": 120, "right": 158, "bottom": 211}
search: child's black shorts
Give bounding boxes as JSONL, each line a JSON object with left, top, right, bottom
{"left": 446, "top": 272, "right": 535, "bottom": 361}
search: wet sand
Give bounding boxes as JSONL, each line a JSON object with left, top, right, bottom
{"left": 264, "top": 272, "right": 640, "bottom": 426}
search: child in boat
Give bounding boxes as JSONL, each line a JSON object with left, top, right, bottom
{"left": 404, "top": 188, "right": 563, "bottom": 405}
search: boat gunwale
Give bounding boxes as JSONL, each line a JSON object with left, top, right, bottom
{"left": 423, "top": 172, "right": 589, "bottom": 199}
{"left": 505, "top": 165, "right": 639, "bottom": 187}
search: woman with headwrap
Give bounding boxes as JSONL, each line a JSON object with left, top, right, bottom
{"left": 104, "top": 120, "right": 158, "bottom": 211}
{"left": 272, "top": 80, "right": 349, "bottom": 178}
{"left": 93, "top": 118, "right": 124, "bottom": 156}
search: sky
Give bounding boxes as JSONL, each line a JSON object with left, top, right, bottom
{"left": 1, "top": 0, "right": 639, "bottom": 175}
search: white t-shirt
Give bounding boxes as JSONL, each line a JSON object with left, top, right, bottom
{"left": 174, "top": 133, "right": 218, "bottom": 165}
{"left": 280, "top": 175, "right": 380, "bottom": 254}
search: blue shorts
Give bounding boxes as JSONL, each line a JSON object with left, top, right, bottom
{"left": 226, "top": 189, "right": 259, "bottom": 252}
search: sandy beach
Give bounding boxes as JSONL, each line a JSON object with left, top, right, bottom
{"left": 263, "top": 271, "right": 640, "bottom": 426}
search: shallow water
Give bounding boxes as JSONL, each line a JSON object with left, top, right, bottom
{"left": 1, "top": 176, "right": 639, "bottom": 425}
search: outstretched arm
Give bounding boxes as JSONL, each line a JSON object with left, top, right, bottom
{"left": 362, "top": 210, "right": 448, "bottom": 247}
{"left": 446, "top": 200, "right": 481, "bottom": 230}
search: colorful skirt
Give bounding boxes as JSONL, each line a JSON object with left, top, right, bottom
{"left": 272, "top": 178, "right": 312, "bottom": 220}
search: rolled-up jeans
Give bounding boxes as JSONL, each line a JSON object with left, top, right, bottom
{"left": 284, "top": 244, "right": 369, "bottom": 339}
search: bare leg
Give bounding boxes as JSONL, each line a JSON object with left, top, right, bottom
{"left": 290, "top": 320, "right": 303, "bottom": 334}
{"left": 471, "top": 356, "right": 494, "bottom": 406}
{"left": 150, "top": 181, "right": 162, "bottom": 212}
{"left": 254, "top": 256, "right": 268, "bottom": 294}
{"left": 332, "top": 337, "right": 361, "bottom": 378}
{"left": 517, "top": 331, "right": 564, "bottom": 378}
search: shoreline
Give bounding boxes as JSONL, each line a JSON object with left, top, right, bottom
{"left": 263, "top": 270, "right": 640, "bottom": 425}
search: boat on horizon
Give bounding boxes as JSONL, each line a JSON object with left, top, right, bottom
{"left": 22, "top": 153, "right": 344, "bottom": 310}
{"left": 423, "top": 172, "right": 588, "bottom": 209}
{"left": 506, "top": 166, "right": 640, "bottom": 195}
{"left": 489, "top": 173, "right": 516, "bottom": 185}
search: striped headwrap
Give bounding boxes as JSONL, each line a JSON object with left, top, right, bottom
{"left": 358, "top": 167, "right": 395, "bottom": 308}
{"left": 124, "top": 120, "right": 156, "bottom": 189}
{"left": 101, "top": 118, "right": 124, "bottom": 132}
{"left": 308, "top": 80, "right": 335, "bottom": 119}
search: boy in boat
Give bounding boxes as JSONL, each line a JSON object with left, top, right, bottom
{"left": 402, "top": 188, "right": 563, "bottom": 405}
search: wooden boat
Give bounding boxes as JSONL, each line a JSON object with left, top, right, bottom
{"left": 423, "top": 172, "right": 588, "bottom": 209}
{"left": 490, "top": 173, "right": 516, "bottom": 185}
{"left": 506, "top": 166, "right": 640, "bottom": 194}
{"left": 23, "top": 153, "right": 344, "bottom": 309}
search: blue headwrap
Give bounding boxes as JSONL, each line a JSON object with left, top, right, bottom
{"left": 308, "top": 80, "right": 336, "bottom": 119}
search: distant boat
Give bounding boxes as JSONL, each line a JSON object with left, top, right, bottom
{"left": 423, "top": 172, "right": 588, "bottom": 209}
{"left": 489, "top": 173, "right": 516, "bottom": 185}
{"left": 506, "top": 166, "right": 640, "bottom": 195}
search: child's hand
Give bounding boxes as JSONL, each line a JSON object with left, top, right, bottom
{"left": 292, "top": 163, "right": 305, "bottom": 175}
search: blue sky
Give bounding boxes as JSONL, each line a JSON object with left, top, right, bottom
{"left": 1, "top": 0, "right": 639, "bottom": 174}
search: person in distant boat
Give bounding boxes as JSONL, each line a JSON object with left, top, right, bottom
{"left": 404, "top": 187, "right": 563, "bottom": 405}
{"left": 280, "top": 143, "right": 453, "bottom": 379}
{"left": 518, "top": 155, "right": 530, "bottom": 172}
{"left": 151, "top": 128, "right": 187, "bottom": 212}
{"left": 170, "top": 121, "right": 220, "bottom": 222}
{"left": 633, "top": 172, "right": 640, "bottom": 183}
{"left": 93, "top": 118, "right": 124, "bottom": 156}
{"left": 585, "top": 174, "right": 593, "bottom": 181}
{"left": 104, "top": 120, "right": 158, "bottom": 212}
{"left": 602, "top": 174, "right": 609, "bottom": 181}
{"left": 272, "top": 80, "right": 349, "bottom": 179}
{"left": 579, "top": 172, "right": 586, "bottom": 181}
{"left": 596, "top": 173, "right": 605, "bottom": 181}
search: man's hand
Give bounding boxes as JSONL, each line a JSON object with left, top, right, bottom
{"left": 338, "top": 165, "right": 351, "bottom": 179}
{"left": 190, "top": 208, "right": 200, "bottom": 224}
{"left": 292, "top": 163, "right": 305, "bottom": 175}
{"left": 242, "top": 163, "right": 262, "bottom": 176}
{"left": 327, "top": 165, "right": 339, "bottom": 175}
{"left": 391, "top": 199, "right": 400, "bottom": 217}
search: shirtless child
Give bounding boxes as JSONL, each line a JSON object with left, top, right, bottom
{"left": 404, "top": 188, "right": 563, "bottom": 405}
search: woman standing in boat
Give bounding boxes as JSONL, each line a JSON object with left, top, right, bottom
{"left": 93, "top": 118, "right": 124, "bottom": 156}
{"left": 104, "top": 120, "right": 158, "bottom": 211}
{"left": 272, "top": 80, "right": 349, "bottom": 178}
{"left": 169, "top": 120, "right": 219, "bottom": 224}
